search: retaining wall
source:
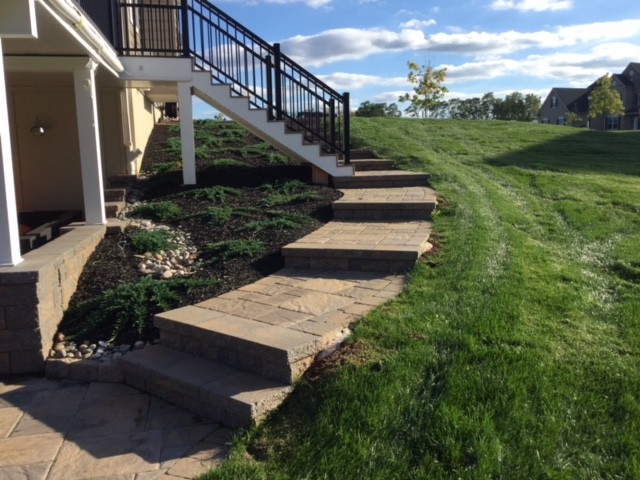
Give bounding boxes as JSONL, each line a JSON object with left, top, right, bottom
{"left": 0, "top": 224, "right": 105, "bottom": 374}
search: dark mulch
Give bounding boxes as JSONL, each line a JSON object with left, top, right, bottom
{"left": 60, "top": 120, "right": 341, "bottom": 343}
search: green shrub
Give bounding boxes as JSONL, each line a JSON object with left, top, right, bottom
{"left": 204, "top": 239, "right": 264, "bottom": 263}
{"left": 129, "top": 230, "right": 174, "bottom": 253}
{"left": 241, "top": 142, "right": 271, "bottom": 158}
{"left": 63, "top": 278, "right": 215, "bottom": 343}
{"left": 164, "top": 136, "right": 181, "bottom": 158}
{"left": 267, "top": 152, "right": 290, "bottom": 165}
{"left": 263, "top": 191, "right": 322, "bottom": 207}
{"left": 149, "top": 161, "right": 180, "bottom": 175}
{"left": 185, "top": 186, "right": 242, "bottom": 203}
{"left": 242, "top": 212, "right": 311, "bottom": 232}
{"left": 129, "top": 201, "right": 182, "bottom": 222}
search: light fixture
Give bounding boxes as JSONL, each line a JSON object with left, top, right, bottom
{"left": 30, "top": 117, "right": 46, "bottom": 136}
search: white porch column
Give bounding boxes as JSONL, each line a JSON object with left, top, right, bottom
{"left": 178, "top": 82, "right": 196, "bottom": 185}
{"left": 73, "top": 59, "right": 106, "bottom": 225}
{"left": 0, "top": 40, "right": 23, "bottom": 266}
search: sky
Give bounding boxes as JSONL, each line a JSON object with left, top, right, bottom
{"left": 192, "top": 0, "right": 640, "bottom": 118}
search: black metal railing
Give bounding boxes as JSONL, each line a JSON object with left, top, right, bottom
{"left": 114, "top": 0, "right": 350, "bottom": 162}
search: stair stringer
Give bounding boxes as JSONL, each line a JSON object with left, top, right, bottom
{"left": 191, "top": 72, "right": 354, "bottom": 178}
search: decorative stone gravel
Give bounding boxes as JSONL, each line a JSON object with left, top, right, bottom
{"left": 48, "top": 333, "right": 148, "bottom": 361}
{"left": 122, "top": 207, "right": 202, "bottom": 279}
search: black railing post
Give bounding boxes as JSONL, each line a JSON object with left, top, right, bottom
{"left": 329, "top": 99, "right": 336, "bottom": 147}
{"left": 181, "top": 0, "right": 190, "bottom": 57}
{"left": 266, "top": 55, "right": 274, "bottom": 120}
{"left": 273, "top": 43, "right": 283, "bottom": 121}
{"left": 343, "top": 92, "right": 351, "bottom": 164}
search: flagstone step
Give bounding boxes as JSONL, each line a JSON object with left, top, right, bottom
{"left": 153, "top": 268, "right": 407, "bottom": 383}
{"left": 350, "top": 158, "right": 395, "bottom": 171}
{"left": 333, "top": 186, "right": 437, "bottom": 220}
{"left": 118, "top": 344, "right": 291, "bottom": 428}
{"left": 104, "top": 201, "right": 125, "bottom": 218}
{"left": 104, "top": 188, "right": 127, "bottom": 202}
{"left": 282, "top": 221, "right": 433, "bottom": 272}
{"left": 332, "top": 170, "right": 430, "bottom": 188}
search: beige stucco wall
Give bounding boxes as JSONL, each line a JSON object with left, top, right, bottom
{"left": 8, "top": 72, "right": 84, "bottom": 213}
{"left": 126, "top": 87, "right": 159, "bottom": 175}
{"left": 7, "top": 70, "right": 159, "bottom": 215}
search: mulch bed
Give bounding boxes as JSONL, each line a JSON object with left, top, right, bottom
{"left": 60, "top": 121, "right": 341, "bottom": 343}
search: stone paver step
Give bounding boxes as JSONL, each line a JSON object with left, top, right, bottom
{"left": 119, "top": 344, "right": 291, "bottom": 428}
{"left": 104, "top": 188, "right": 127, "bottom": 202}
{"left": 350, "top": 158, "right": 395, "bottom": 171}
{"left": 282, "top": 221, "right": 433, "bottom": 272}
{"left": 332, "top": 170, "right": 430, "bottom": 189}
{"left": 104, "top": 200, "right": 125, "bottom": 219}
{"left": 154, "top": 269, "right": 407, "bottom": 383}
{"left": 333, "top": 186, "right": 437, "bottom": 220}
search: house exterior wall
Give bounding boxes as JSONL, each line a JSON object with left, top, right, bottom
{"left": 126, "top": 87, "right": 159, "bottom": 175}
{"left": 7, "top": 72, "right": 84, "bottom": 213}
{"left": 98, "top": 87, "right": 127, "bottom": 180}
{"left": 539, "top": 91, "right": 570, "bottom": 125}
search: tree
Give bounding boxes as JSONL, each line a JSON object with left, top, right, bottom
{"left": 354, "top": 101, "right": 402, "bottom": 117}
{"left": 565, "top": 112, "right": 586, "bottom": 127}
{"left": 398, "top": 62, "right": 448, "bottom": 118}
{"left": 493, "top": 92, "right": 541, "bottom": 121}
{"left": 588, "top": 74, "right": 624, "bottom": 119}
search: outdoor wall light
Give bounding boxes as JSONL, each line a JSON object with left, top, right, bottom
{"left": 30, "top": 117, "right": 46, "bottom": 136}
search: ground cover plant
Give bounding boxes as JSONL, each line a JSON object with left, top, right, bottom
{"left": 60, "top": 120, "right": 339, "bottom": 345}
{"left": 203, "top": 119, "right": 640, "bottom": 479}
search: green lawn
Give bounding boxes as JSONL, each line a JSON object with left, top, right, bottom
{"left": 201, "top": 119, "right": 640, "bottom": 479}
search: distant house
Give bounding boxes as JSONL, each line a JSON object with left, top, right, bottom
{"left": 539, "top": 62, "right": 640, "bottom": 131}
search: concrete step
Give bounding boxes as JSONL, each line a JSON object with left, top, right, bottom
{"left": 333, "top": 187, "right": 437, "bottom": 221}
{"left": 350, "top": 159, "right": 395, "bottom": 171}
{"left": 104, "top": 201, "right": 125, "bottom": 218}
{"left": 119, "top": 345, "right": 291, "bottom": 428}
{"left": 108, "top": 175, "right": 137, "bottom": 188}
{"left": 349, "top": 149, "right": 377, "bottom": 160}
{"left": 104, "top": 188, "right": 127, "bottom": 202}
{"left": 332, "top": 170, "right": 430, "bottom": 189}
{"left": 282, "top": 220, "right": 433, "bottom": 272}
{"left": 154, "top": 304, "right": 332, "bottom": 384}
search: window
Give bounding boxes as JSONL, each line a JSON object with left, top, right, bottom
{"left": 542, "top": 117, "right": 549, "bottom": 124}
{"left": 636, "top": 93, "right": 640, "bottom": 106}
{"left": 550, "top": 96, "right": 558, "bottom": 108}
{"left": 556, "top": 117, "right": 565, "bottom": 125}
{"left": 605, "top": 116, "right": 620, "bottom": 131}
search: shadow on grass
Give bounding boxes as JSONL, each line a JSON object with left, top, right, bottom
{"left": 485, "top": 129, "right": 640, "bottom": 176}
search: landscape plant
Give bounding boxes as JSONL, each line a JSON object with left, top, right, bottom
{"left": 129, "top": 201, "right": 182, "bottom": 222}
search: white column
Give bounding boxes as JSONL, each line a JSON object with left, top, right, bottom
{"left": 0, "top": 40, "right": 23, "bottom": 266}
{"left": 178, "top": 82, "right": 196, "bottom": 185}
{"left": 73, "top": 59, "right": 106, "bottom": 225}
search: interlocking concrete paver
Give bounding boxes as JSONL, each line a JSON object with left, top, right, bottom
{"left": 0, "top": 377, "right": 226, "bottom": 480}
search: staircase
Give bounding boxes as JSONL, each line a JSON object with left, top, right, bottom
{"left": 115, "top": 0, "right": 352, "bottom": 180}
{"left": 116, "top": 158, "right": 436, "bottom": 428}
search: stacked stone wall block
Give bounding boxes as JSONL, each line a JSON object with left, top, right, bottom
{"left": 0, "top": 225, "right": 106, "bottom": 374}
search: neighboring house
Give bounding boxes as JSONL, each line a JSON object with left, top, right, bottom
{"left": 539, "top": 62, "right": 640, "bottom": 131}
{"left": 0, "top": 0, "right": 352, "bottom": 374}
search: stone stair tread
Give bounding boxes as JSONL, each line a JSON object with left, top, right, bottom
{"left": 155, "top": 306, "right": 321, "bottom": 363}
{"left": 119, "top": 345, "right": 291, "bottom": 428}
{"left": 335, "top": 186, "right": 437, "bottom": 205}
{"left": 332, "top": 170, "right": 430, "bottom": 188}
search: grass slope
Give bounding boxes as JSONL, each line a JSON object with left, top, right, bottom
{"left": 203, "top": 119, "right": 640, "bottom": 479}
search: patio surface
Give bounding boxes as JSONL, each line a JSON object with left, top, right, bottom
{"left": 0, "top": 376, "right": 229, "bottom": 480}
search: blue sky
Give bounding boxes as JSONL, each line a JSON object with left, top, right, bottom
{"left": 193, "top": 0, "right": 640, "bottom": 117}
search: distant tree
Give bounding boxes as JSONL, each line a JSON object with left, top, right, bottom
{"left": 445, "top": 93, "right": 496, "bottom": 120}
{"left": 355, "top": 101, "right": 402, "bottom": 117}
{"left": 493, "top": 92, "right": 541, "bottom": 121}
{"left": 398, "top": 62, "right": 448, "bottom": 118}
{"left": 588, "top": 74, "right": 624, "bottom": 119}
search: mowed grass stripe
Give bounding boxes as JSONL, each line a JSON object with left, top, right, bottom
{"left": 202, "top": 119, "right": 640, "bottom": 480}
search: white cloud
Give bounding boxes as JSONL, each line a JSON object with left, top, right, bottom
{"left": 317, "top": 72, "right": 407, "bottom": 91}
{"left": 400, "top": 19, "right": 437, "bottom": 29}
{"left": 279, "top": 19, "right": 640, "bottom": 66}
{"left": 490, "top": 0, "right": 573, "bottom": 12}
